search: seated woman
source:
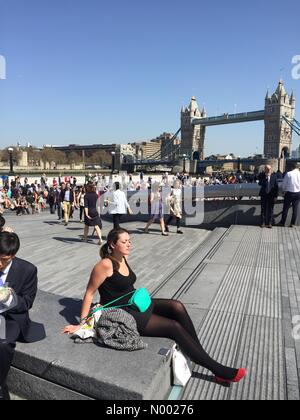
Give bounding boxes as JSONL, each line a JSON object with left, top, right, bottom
{"left": 63, "top": 228, "right": 246, "bottom": 384}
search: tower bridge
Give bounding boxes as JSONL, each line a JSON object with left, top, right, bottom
{"left": 131, "top": 81, "right": 297, "bottom": 172}
{"left": 181, "top": 81, "right": 296, "bottom": 162}
{"left": 51, "top": 81, "right": 297, "bottom": 173}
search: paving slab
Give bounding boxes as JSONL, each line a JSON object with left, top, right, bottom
{"left": 181, "top": 226, "right": 300, "bottom": 401}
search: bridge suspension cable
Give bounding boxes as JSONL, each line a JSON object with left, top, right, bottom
{"left": 293, "top": 118, "right": 300, "bottom": 130}
{"left": 282, "top": 116, "right": 300, "bottom": 136}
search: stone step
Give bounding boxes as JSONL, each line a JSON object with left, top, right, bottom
{"left": 8, "top": 290, "right": 174, "bottom": 400}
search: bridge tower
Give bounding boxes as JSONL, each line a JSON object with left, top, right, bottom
{"left": 264, "top": 81, "right": 296, "bottom": 159}
{"left": 180, "top": 97, "right": 206, "bottom": 160}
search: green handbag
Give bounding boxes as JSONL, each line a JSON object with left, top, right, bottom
{"left": 93, "top": 288, "right": 152, "bottom": 314}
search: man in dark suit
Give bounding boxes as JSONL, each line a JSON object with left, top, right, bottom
{"left": 0, "top": 232, "right": 45, "bottom": 400}
{"left": 259, "top": 165, "right": 279, "bottom": 229}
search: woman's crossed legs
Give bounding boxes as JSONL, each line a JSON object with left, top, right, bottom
{"left": 141, "top": 299, "right": 237, "bottom": 380}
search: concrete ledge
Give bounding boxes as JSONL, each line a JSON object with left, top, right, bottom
{"left": 8, "top": 291, "right": 174, "bottom": 400}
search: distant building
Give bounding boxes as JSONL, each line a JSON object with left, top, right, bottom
{"left": 291, "top": 146, "right": 300, "bottom": 159}
{"left": 132, "top": 138, "right": 161, "bottom": 160}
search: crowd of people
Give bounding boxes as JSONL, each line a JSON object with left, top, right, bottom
{"left": 0, "top": 167, "right": 298, "bottom": 235}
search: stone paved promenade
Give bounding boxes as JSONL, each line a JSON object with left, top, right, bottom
{"left": 4, "top": 210, "right": 300, "bottom": 400}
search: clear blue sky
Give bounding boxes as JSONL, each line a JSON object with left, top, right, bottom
{"left": 0, "top": 0, "right": 300, "bottom": 156}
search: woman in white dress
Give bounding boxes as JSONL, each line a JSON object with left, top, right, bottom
{"left": 144, "top": 182, "right": 168, "bottom": 236}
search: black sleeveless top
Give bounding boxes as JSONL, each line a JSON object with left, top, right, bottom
{"left": 98, "top": 258, "right": 136, "bottom": 307}
{"left": 98, "top": 258, "right": 153, "bottom": 332}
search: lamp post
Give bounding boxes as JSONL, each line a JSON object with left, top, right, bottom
{"left": 111, "top": 151, "right": 116, "bottom": 175}
{"left": 8, "top": 147, "right": 14, "bottom": 175}
{"left": 182, "top": 154, "right": 187, "bottom": 174}
{"left": 237, "top": 156, "right": 241, "bottom": 173}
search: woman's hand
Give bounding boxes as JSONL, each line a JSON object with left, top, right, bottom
{"left": 62, "top": 324, "right": 82, "bottom": 335}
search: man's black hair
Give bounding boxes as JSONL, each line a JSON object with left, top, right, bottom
{"left": 0, "top": 232, "right": 20, "bottom": 256}
{"left": 114, "top": 182, "right": 120, "bottom": 190}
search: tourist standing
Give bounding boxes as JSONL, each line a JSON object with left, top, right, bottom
{"left": 279, "top": 162, "right": 300, "bottom": 227}
{"left": 258, "top": 165, "right": 278, "bottom": 228}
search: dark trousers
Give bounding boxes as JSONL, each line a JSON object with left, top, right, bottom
{"left": 281, "top": 192, "right": 300, "bottom": 226}
{"left": 80, "top": 206, "right": 85, "bottom": 221}
{"left": 166, "top": 215, "right": 181, "bottom": 229}
{"left": 0, "top": 318, "right": 21, "bottom": 388}
{"left": 261, "top": 195, "right": 275, "bottom": 226}
{"left": 0, "top": 343, "right": 15, "bottom": 385}
{"left": 57, "top": 203, "right": 64, "bottom": 220}
{"left": 113, "top": 214, "right": 122, "bottom": 230}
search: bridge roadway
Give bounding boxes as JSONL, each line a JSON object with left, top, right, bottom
{"left": 4, "top": 210, "right": 300, "bottom": 400}
{"left": 192, "top": 110, "right": 265, "bottom": 126}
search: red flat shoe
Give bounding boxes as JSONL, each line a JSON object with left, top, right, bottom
{"left": 215, "top": 368, "right": 247, "bottom": 384}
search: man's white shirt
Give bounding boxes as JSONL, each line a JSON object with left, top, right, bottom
{"left": 282, "top": 169, "right": 300, "bottom": 193}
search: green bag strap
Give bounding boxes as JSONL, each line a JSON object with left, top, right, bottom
{"left": 92, "top": 290, "right": 135, "bottom": 314}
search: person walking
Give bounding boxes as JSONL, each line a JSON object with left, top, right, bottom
{"left": 63, "top": 228, "right": 247, "bottom": 385}
{"left": 108, "top": 182, "right": 132, "bottom": 230}
{"left": 57, "top": 183, "right": 65, "bottom": 221}
{"left": 60, "top": 183, "right": 75, "bottom": 226}
{"left": 77, "top": 186, "right": 86, "bottom": 223}
{"left": 82, "top": 183, "right": 103, "bottom": 245}
{"left": 279, "top": 162, "right": 300, "bottom": 227}
{"left": 258, "top": 165, "right": 279, "bottom": 229}
{"left": 48, "top": 187, "right": 56, "bottom": 215}
{"left": 165, "top": 180, "right": 183, "bottom": 234}
{"left": 144, "top": 182, "right": 168, "bottom": 236}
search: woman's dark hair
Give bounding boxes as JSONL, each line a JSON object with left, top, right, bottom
{"left": 86, "top": 183, "right": 96, "bottom": 193}
{"left": 0, "top": 232, "right": 20, "bottom": 256}
{"left": 100, "top": 228, "right": 129, "bottom": 271}
{"left": 114, "top": 182, "right": 120, "bottom": 190}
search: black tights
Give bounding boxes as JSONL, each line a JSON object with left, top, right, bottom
{"left": 140, "top": 299, "right": 238, "bottom": 380}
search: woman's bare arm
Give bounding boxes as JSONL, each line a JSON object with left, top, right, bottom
{"left": 63, "top": 259, "right": 113, "bottom": 334}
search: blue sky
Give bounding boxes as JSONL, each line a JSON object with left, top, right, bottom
{"left": 0, "top": 0, "right": 300, "bottom": 156}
